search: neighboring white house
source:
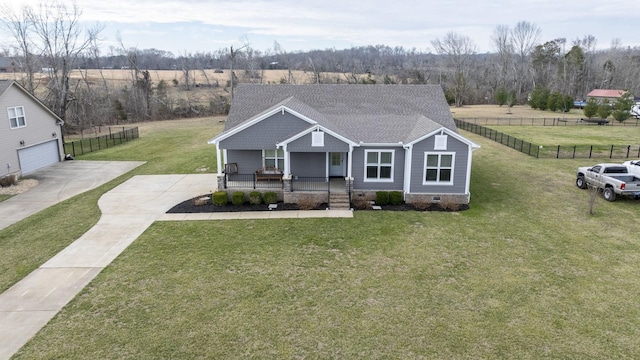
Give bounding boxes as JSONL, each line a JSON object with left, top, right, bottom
{"left": 0, "top": 80, "right": 64, "bottom": 178}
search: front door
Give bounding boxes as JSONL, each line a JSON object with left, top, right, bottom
{"left": 329, "top": 152, "right": 345, "bottom": 177}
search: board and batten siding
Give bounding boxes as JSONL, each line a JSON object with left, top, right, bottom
{"left": 287, "top": 131, "right": 350, "bottom": 153}
{"left": 0, "top": 84, "right": 62, "bottom": 176}
{"left": 351, "top": 146, "right": 404, "bottom": 191}
{"left": 290, "top": 152, "right": 326, "bottom": 177}
{"left": 409, "top": 134, "right": 469, "bottom": 194}
{"left": 218, "top": 112, "right": 311, "bottom": 150}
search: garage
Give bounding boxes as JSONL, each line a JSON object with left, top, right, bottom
{"left": 18, "top": 140, "right": 60, "bottom": 174}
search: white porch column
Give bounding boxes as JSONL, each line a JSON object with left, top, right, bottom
{"left": 347, "top": 145, "right": 354, "bottom": 178}
{"left": 282, "top": 144, "right": 290, "bottom": 176}
{"left": 403, "top": 145, "right": 413, "bottom": 193}
{"left": 216, "top": 143, "right": 222, "bottom": 175}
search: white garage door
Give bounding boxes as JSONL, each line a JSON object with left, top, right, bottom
{"left": 18, "top": 140, "right": 60, "bottom": 174}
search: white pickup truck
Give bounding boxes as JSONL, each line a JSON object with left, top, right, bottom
{"left": 576, "top": 163, "right": 640, "bottom": 201}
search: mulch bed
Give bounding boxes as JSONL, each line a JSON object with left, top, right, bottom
{"left": 166, "top": 196, "right": 327, "bottom": 213}
{"left": 167, "top": 195, "right": 469, "bottom": 213}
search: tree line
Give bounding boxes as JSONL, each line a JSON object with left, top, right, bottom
{"left": 2, "top": 2, "right": 640, "bottom": 133}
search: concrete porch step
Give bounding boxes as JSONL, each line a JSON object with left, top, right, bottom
{"left": 329, "top": 193, "right": 350, "bottom": 210}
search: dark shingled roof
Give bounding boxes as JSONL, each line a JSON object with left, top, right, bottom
{"left": 224, "top": 84, "right": 456, "bottom": 144}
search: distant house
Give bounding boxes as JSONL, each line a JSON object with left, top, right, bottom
{"left": 0, "top": 57, "right": 18, "bottom": 73}
{"left": 586, "top": 89, "right": 632, "bottom": 103}
{"left": 0, "top": 80, "right": 64, "bottom": 178}
{"left": 208, "top": 84, "right": 480, "bottom": 208}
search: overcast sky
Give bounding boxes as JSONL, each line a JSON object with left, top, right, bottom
{"left": 4, "top": 0, "right": 640, "bottom": 55}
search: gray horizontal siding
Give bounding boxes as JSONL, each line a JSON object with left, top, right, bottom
{"left": 226, "top": 150, "right": 262, "bottom": 174}
{"left": 287, "top": 132, "right": 349, "bottom": 152}
{"left": 409, "top": 134, "right": 469, "bottom": 194}
{"left": 291, "top": 152, "right": 326, "bottom": 177}
{"left": 219, "top": 112, "right": 311, "bottom": 150}
{"left": 352, "top": 146, "right": 404, "bottom": 191}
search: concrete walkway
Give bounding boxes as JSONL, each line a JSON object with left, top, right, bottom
{"left": 0, "top": 174, "right": 352, "bottom": 359}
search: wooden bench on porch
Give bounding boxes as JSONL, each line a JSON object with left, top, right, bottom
{"left": 255, "top": 166, "right": 283, "bottom": 182}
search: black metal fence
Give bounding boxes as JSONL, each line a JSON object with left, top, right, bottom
{"left": 64, "top": 127, "right": 139, "bottom": 157}
{"left": 457, "top": 117, "right": 640, "bottom": 127}
{"left": 455, "top": 119, "right": 640, "bottom": 159}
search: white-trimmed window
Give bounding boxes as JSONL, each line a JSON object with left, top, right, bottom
{"left": 364, "top": 150, "right": 394, "bottom": 182}
{"left": 264, "top": 149, "right": 284, "bottom": 169}
{"left": 8, "top": 106, "right": 26, "bottom": 129}
{"left": 424, "top": 152, "right": 455, "bottom": 185}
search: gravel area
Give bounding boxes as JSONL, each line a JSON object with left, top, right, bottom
{"left": 0, "top": 179, "right": 39, "bottom": 196}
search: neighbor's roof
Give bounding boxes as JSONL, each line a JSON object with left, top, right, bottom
{"left": 587, "top": 89, "right": 629, "bottom": 98}
{"left": 223, "top": 84, "right": 456, "bottom": 144}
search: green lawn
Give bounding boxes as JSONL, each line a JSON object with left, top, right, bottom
{"left": 11, "top": 126, "right": 640, "bottom": 358}
{"left": 490, "top": 125, "right": 640, "bottom": 147}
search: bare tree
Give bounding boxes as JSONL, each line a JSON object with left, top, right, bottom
{"left": 431, "top": 32, "right": 477, "bottom": 107}
{"left": 25, "top": 1, "right": 103, "bottom": 122}
{"left": 491, "top": 25, "right": 513, "bottom": 90}
{"left": 229, "top": 43, "right": 249, "bottom": 99}
{"left": 510, "top": 21, "right": 541, "bottom": 102}
{"left": 0, "top": 4, "right": 38, "bottom": 92}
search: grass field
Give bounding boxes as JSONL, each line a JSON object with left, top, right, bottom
{"left": 6, "top": 117, "right": 640, "bottom": 358}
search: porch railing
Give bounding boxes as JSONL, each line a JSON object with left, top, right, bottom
{"left": 224, "top": 173, "right": 283, "bottom": 189}
{"left": 291, "top": 177, "right": 330, "bottom": 192}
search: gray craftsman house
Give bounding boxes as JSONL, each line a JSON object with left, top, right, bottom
{"left": 208, "top": 84, "right": 479, "bottom": 208}
{"left": 0, "top": 80, "right": 64, "bottom": 179}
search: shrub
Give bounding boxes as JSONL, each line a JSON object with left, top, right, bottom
{"left": 212, "top": 191, "right": 228, "bottom": 206}
{"left": 249, "top": 191, "right": 262, "bottom": 205}
{"left": 262, "top": 191, "right": 278, "bottom": 204}
{"left": 597, "top": 100, "right": 612, "bottom": 119}
{"left": 231, "top": 191, "right": 246, "bottom": 206}
{"left": 438, "top": 196, "right": 460, "bottom": 211}
{"left": 375, "top": 191, "right": 389, "bottom": 206}
{"left": 0, "top": 176, "right": 11, "bottom": 187}
{"left": 412, "top": 200, "right": 431, "bottom": 211}
{"left": 583, "top": 99, "right": 598, "bottom": 118}
{"left": 389, "top": 191, "right": 403, "bottom": 205}
{"left": 297, "top": 194, "right": 320, "bottom": 210}
{"left": 352, "top": 196, "right": 372, "bottom": 210}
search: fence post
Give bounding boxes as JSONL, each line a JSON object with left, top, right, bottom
{"left": 556, "top": 145, "right": 560, "bottom": 159}
{"left": 572, "top": 145, "right": 576, "bottom": 158}
{"left": 626, "top": 145, "right": 630, "bottom": 158}
{"left": 589, "top": 146, "right": 593, "bottom": 159}
{"left": 610, "top": 145, "right": 614, "bottom": 159}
